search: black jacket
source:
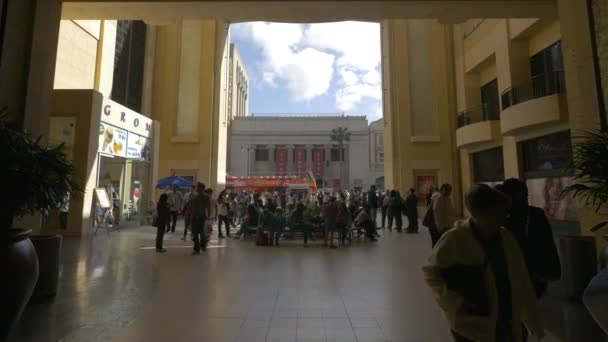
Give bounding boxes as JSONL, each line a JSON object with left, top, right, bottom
{"left": 404, "top": 194, "right": 418, "bottom": 217}
{"left": 367, "top": 191, "right": 379, "bottom": 209}
{"left": 156, "top": 201, "right": 170, "bottom": 226}
{"left": 507, "top": 205, "right": 561, "bottom": 298}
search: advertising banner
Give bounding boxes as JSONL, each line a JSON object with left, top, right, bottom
{"left": 416, "top": 175, "right": 437, "bottom": 205}
{"left": 294, "top": 149, "right": 306, "bottom": 173}
{"left": 527, "top": 176, "right": 578, "bottom": 221}
{"left": 126, "top": 133, "right": 151, "bottom": 161}
{"left": 98, "top": 122, "right": 127, "bottom": 157}
{"left": 276, "top": 149, "right": 287, "bottom": 173}
{"left": 312, "top": 149, "right": 324, "bottom": 179}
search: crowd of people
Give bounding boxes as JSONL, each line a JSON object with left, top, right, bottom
{"left": 154, "top": 184, "right": 427, "bottom": 252}
{"left": 153, "top": 178, "right": 563, "bottom": 341}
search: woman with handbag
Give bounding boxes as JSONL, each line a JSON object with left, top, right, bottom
{"left": 155, "top": 194, "right": 170, "bottom": 253}
{"left": 422, "top": 184, "right": 544, "bottom": 342}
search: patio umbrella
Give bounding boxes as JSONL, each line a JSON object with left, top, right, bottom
{"left": 156, "top": 176, "right": 193, "bottom": 189}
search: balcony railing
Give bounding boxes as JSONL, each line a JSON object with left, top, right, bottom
{"left": 457, "top": 103, "right": 500, "bottom": 128}
{"left": 501, "top": 71, "right": 565, "bottom": 111}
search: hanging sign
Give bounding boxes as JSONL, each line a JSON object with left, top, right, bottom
{"left": 312, "top": 149, "right": 324, "bottom": 179}
{"left": 294, "top": 149, "right": 306, "bottom": 173}
{"left": 276, "top": 149, "right": 287, "bottom": 173}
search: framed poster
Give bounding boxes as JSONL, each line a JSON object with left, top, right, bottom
{"left": 98, "top": 122, "right": 127, "bottom": 157}
{"left": 95, "top": 188, "right": 111, "bottom": 209}
{"left": 526, "top": 176, "right": 578, "bottom": 222}
{"left": 414, "top": 171, "right": 438, "bottom": 205}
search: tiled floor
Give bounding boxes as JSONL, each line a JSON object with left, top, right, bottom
{"left": 9, "top": 223, "right": 608, "bottom": 341}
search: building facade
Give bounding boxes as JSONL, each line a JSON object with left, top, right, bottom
{"left": 452, "top": 18, "right": 577, "bottom": 228}
{"left": 46, "top": 19, "right": 157, "bottom": 235}
{"left": 229, "top": 115, "right": 373, "bottom": 191}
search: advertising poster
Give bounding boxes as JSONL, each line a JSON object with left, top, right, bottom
{"left": 416, "top": 175, "right": 437, "bottom": 205}
{"left": 527, "top": 177, "right": 578, "bottom": 222}
{"left": 126, "top": 133, "right": 151, "bottom": 161}
{"left": 312, "top": 149, "right": 324, "bottom": 179}
{"left": 98, "top": 122, "right": 127, "bottom": 157}
{"left": 294, "top": 149, "right": 306, "bottom": 173}
{"left": 276, "top": 149, "right": 287, "bottom": 173}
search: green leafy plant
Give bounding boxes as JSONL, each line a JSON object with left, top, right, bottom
{"left": 0, "top": 109, "right": 82, "bottom": 229}
{"left": 303, "top": 205, "right": 324, "bottom": 224}
{"left": 560, "top": 130, "right": 608, "bottom": 232}
{"left": 330, "top": 126, "right": 351, "bottom": 146}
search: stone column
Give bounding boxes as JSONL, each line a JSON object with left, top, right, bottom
{"left": 268, "top": 145, "right": 275, "bottom": 176}
{"left": 286, "top": 145, "right": 294, "bottom": 174}
{"left": 306, "top": 144, "right": 314, "bottom": 176}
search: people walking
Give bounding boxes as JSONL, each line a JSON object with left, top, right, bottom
{"left": 497, "top": 179, "right": 561, "bottom": 299}
{"left": 422, "top": 184, "right": 545, "bottom": 342}
{"left": 181, "top": 186, "right": 195, "bottom": 241}
{"left": 217, "top": 192, "right": 231, "bottom": 238}
{"left": 430, "top": 183, "right": 456, "bottom": 247}
{"left": 206, "top": 188, "right": 217, "bottom": 235}
{"left": 367, "top": 185, "right": 379, "bottom": 228}
{"left": 404, "top": 188, "right": 419, "bottom": 233}
{"left": 387, "top": 190, "right": 403, "bottom": 232}
{"left": 155, "top": 194, "right": 170, "bottom": 253}
{"left": 269, "top": 208, "right": 287, "bottom": 246}
{"left": 381, "top": 190, "right": 390, "bottom": 229}
{"left": 323, "top": 197, "right": 339, "bottom": 248}
{"left": 190, "top": 183, "right": 210, "bottom": 255}
{"left": 336, "top": 194, "right": 352, "bottom": 245}
{"left": 167, "top": 185, "right": 184, "bottom": 233}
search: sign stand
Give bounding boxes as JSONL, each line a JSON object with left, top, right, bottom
{"left": 94, "top": 187, "right": 119, "bottom": 235}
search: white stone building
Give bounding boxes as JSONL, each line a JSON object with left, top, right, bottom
{"left": 229, "top": 115, "right": 381, "bottom": 191}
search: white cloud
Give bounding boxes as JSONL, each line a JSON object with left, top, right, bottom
{"left": 231, "top": 21, "right": 382, "bottom": 115}
{"left": 336, "top": 84, "right": 382, "bottom": 112}
{"left": 340, "top": 69, "right": 359, "bottom": 86}
{"left": 233, "top": 22, "right": 335, "bottom": 101}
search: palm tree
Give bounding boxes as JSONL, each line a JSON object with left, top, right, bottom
{"left": 330, "top": 126, "right": 351, "bottom": 190}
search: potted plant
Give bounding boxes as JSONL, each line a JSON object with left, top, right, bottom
{"left": 0, "top": 111, "right": 80, "bottom": 341}
{"left": 560, "top": 130, "right": 608, "bottom": 334}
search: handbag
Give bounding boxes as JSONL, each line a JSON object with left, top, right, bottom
{"left": 422, "top": 205, "right": 435, "bottom": 227}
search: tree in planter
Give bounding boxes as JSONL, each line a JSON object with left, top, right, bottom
{"left": 560, "top": 130, "right": 608, "bottom": 231}
{"left": 0, "top": 110, "right": 81, "bottom": 340}
{"left": 330, "top": 126, "right": 351, "bottom": 190}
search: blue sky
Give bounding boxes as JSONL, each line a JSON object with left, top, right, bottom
{"left": 230, "top": 22, "right": 383, "bottom": 122}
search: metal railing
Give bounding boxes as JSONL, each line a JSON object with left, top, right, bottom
{"left": 501, "top": 71, "right": 565, "bottom": 111}
{"left": 457, "top": 102, "right": 500, "bottom": 128}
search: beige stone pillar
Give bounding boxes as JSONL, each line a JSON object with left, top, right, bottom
{"left": 141, "top": 24, "right": 157, "bottom": 117}
{"left": 558, "top": 0, "right": 605, "bottom": 247}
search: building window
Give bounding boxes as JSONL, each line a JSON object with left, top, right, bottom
{"left": 375, "top": 149, "right": 384, "bottom": 163}
{"left": 331, "top": 149, "right": 344, "bottom": 162}
{"left": 530, "top": 40, "right": 565, "bottom": 97}
{"left": 375, "top": 134, "right": 384, "bottom": 146}
{"left": 111, "top": 20, "right": 147, "bottom": 113}
{"left": 472, "top": 147, "right": 504, "bottom": 183}
{"left": 255, "top": 149, "right": 269, "bottom": 162}
{"left": 521, "top": 131, "right": 573, "bottom": 179}
{"left": 480, "top": 79, "right": 499, "bottom": 120}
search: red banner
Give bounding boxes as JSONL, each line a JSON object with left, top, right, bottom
{"left": 225, "top": 175, "right": 317, "bottom": 192}
{"left": 276, "top": 149, "right": 287, "bottom": 173}
{"left": 312, "top": 149, "right": 324, "bottom": 179}
{"left": 294, "top": 149, "right": 306, "bottom": 173}
{"left": 332, "top": 179, "right": 342, "bottom": 191}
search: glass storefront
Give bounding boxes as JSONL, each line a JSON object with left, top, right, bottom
{"left": 95, "top": 98, "right": 154, "bottom": 227}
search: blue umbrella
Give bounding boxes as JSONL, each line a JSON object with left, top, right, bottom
{"left": 156, "top": 176, "right": 193, "bottom": 189}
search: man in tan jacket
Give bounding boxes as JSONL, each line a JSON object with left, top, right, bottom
{"left": 423, "top": 184, "right": 544, "bottom": 342}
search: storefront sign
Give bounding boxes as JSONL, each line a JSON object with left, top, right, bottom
{"left": 98, "top": 122, "right": 127, "bottom": 157}
{"left": 294, "top": 149, "right": 306, "bottom": 173}
{"left": 312, "top": 149, "right": 324, "bottom": 179}
{"left": 276, "top": 149, "right": 287, "bottom": 173}
{"left": 101, "top": 98, "right": 152, "bottom": 139}
{"left": 126, "top": 133, "right": 151, "bottom": 161}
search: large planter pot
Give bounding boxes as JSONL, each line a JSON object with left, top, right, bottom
{"left": 0, "top": 229, "right": 39, "bottom": 342}
{"left": 30, "top": 235, "right": 62, "bottom": 300}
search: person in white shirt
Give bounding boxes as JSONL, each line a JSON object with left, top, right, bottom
{"left": 167, "top": 185, "right": 184, "bottom": 233}
{"left": 430, "top": 183, "right": 456, "bottom": 247}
